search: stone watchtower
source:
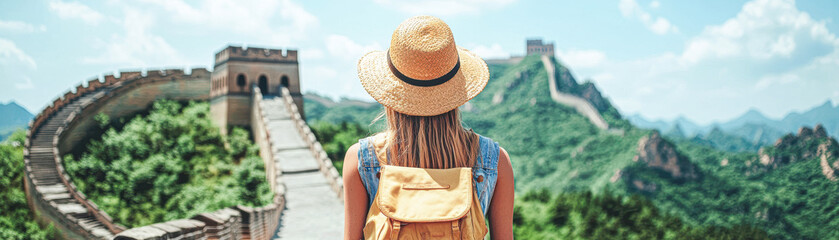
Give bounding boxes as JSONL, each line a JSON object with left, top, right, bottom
{"left": 526, "top": 38, "right": 554, "bottom": 56}
{"left": 210, "top": 46, "right": 304, "bottom": 134}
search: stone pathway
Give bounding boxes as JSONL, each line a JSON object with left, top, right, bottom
{"left": 261, "top": 95, "right": 344, "bottom": 239}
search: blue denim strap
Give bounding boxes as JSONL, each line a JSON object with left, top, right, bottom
{"left": 357, "top": 137, "right": 381, "bottom": 207}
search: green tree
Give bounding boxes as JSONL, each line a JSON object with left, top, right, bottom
{"left": 514, "top": 189, "right": 770, "bottom": 240}
{"left": 0, "top": 130, "right": 56, "bottom": 240}
{"left": 309, "top": 121, "right": 370, "bottom": 173}
{"left": 64, "top": 100, "right": 273, "bottom": 227}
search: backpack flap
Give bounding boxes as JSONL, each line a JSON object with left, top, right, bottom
{"left": 377, "top": 165, "right": 473, "bottom": 223}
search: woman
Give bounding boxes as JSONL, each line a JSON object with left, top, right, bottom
{"left": 343, "top": 16, "right": 514, "bottom": 239}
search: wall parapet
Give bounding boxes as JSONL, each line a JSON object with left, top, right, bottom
{"left": 279, "top": 87, "right": 344, "bottom": 199}
{"left": 214, "top": 46, "right": 298, "bottom": 66}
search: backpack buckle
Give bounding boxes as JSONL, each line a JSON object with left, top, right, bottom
{"left": 452, "top": 220, "right": 461, "bottom": 237}
{"left": 391, "top": 220, "right": 401, "bottom": 240}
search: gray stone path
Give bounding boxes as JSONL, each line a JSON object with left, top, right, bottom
{"left": 261, "top": 95, "right": 344, "bottom": 239}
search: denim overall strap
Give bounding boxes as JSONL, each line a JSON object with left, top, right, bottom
{"left": 473, "top": 135, "right": 500, "bottom": 217}
{"left": 357, "top": 137, "right": 382, "bottom": 207}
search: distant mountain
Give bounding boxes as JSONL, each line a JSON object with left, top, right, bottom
{"left": 776, "top": 101, "right": 839, "bottom": 137}
{"left": 627, "top": 113, "right": 670, "bottom": 132}
{"left": 0, "top": 101, "right": 33, "bottom": 141}
{"left": 630, "top": 100, "right": 839, "bottom": 152}
{"left": 717, "top": 109, "right": 774, "bottom": 130}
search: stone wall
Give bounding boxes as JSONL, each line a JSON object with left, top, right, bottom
{"left": 278, "top": 87, "right": 343, "bottom": 198}
{"left": 24, "top": 68, "right": 287, "bottom": 240}
{"left": 250, "top": 85, "right": 277, "bottom": 195}
{"left": 23, "top": 70, "right": 156, "bottom": 239}
{"left": 59, "top": 69, "right": 211, "bottom": 155}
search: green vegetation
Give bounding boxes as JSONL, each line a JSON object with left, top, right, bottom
{"left": 309, "top": 121, "right": 371, "bottom": 172}
{"left": 64, "top": 100, "right": 272, "bottom": 228}
{"left": 463, "top": 55, "right": 647, "bottom": 194}
{"left": 469, "top": 55, "right": 839, "bottom": 239}
{"left": 635, "top": 132, "right": 839, "bottom": 239}
{"left": 303, "top": 93, "right": 383, "bottom": 127}
{"left": 515, "top": 189, "right": 769, "bottom": 239}
{"left": 0, "top": 130, "right": 55, "bottom": 240}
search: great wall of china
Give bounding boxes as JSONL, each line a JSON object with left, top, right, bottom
{"left": 21, "top": 40, "right": 611, "bottom": 240}
{"left": 23, "top": 46, "right": 344, "bottom": 240}
{"left": 541, "top": 55, "right": 610, "bottom": 130}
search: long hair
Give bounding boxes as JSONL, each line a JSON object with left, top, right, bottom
{"left": 374, "top": 107, "right": 480, "bottom": 169}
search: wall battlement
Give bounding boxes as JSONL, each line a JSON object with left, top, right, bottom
{"left": 214, "top": 46, "right": 298, "bottom": 66}
{"left": 23, "top": 45, "right": 319, "bottom": 239}
{"left": 32, "top": 68, "right": 211, "bottom": 132}
{"left": 526, "top": 38, "right": 554, "bottom": 56}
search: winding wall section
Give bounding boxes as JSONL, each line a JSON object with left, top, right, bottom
{"left": 24, "top": 68, "right": 344, "bottom": 239}
{"left": 541, "top": 55, "right": 610, "bottom": 130}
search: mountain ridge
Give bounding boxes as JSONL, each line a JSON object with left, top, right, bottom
{"left": 0, "top": 101, "right": 33, "bottom": 141}
{"left": 631, "top": 100, "right": 838, "bottom": 138}
{"left": 630, "top": 100, "right": 839, "bottom": 152}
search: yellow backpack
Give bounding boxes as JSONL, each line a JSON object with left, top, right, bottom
{"left": 363, "top": 165, "right": 488, "bottom": 239}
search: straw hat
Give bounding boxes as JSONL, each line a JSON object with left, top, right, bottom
{"left": 358, "top": 15, "right": 489, "bottom": 116}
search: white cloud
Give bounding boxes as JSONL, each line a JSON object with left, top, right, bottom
{"left": 557, "top": 49, "right": 607, "bottom": 69}
{"left": 325, "top": 34, "right": 383, "bottom": 61}
{"left": 307, "top": 65, "right": 338, "bottom": 79}
{"left": 299, "top": 35, "right": 383, "bottom": 101}
{"left": 0, "top": 19, "right": 46, "bottom": 33}
{"left": 681, "top": 0, "right": 836, "bottom": 63}
{"left": 587, "top": 0, "right": 839, "bottom": 124}
{"left": 0, "top": 38, "right": 37, "bottom": 89}
{"left": 139, "top": 0, "right": 318, "bottom": 45}
{"left": 15, "top": 77, "right": 35, "bottom": 89}
{"left": 468, "top": 43, "right": 510, "bottom": 59}
{"left": 754, "top": 73, "right": 799, "bottom": 90}
{"left": 49, "top": 0, "right": 105, "bottom": 25}
{"left": 619, "top": 0, "right": 678, "bottom": 35}
{"left": 374, "top": 0, "right": 516, "bottom": 16}
{"left": 299, "top": 48, "right": 324, "bottom": 61}
{"left": 82, "top": 8, "right": 185, "bottom": 67}
{"left": 649, "top": 0, "right": 660, "bottom": 9}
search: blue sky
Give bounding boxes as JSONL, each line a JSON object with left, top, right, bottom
{"left": 1, "top": 0, "right": 837, "bottom": 125}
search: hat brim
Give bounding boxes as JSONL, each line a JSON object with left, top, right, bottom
{"left": 358, "top": 47, "right": 489, "bottom": 116}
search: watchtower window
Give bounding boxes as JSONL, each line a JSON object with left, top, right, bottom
{"left": 236, "top": 74, "right": 246, "bottom": 87}
{"left": 258, "top": 75, "right": 268, "bottom": 95}
{"left": 281, "top": 75, "right": 289, "bottom": 88}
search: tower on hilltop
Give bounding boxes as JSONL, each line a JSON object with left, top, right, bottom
{"left": 210, "top": 46, "right": 303, "bottom": 134}
{"left": 526, "top": 38, "right": 554, "bottom": 56}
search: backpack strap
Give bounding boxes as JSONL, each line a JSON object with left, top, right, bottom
{"left": 357, "top": 136, "right": 382, "bottom": 207}
{"left": 360, "top": 134, "right": 501, "bottom": 213}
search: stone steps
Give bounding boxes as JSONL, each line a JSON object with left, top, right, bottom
{"left": 25, "top": 89, "right": 115, "bottom": 239}
{"left": 261, "top": 95, "right": 343, "bottom": 239}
